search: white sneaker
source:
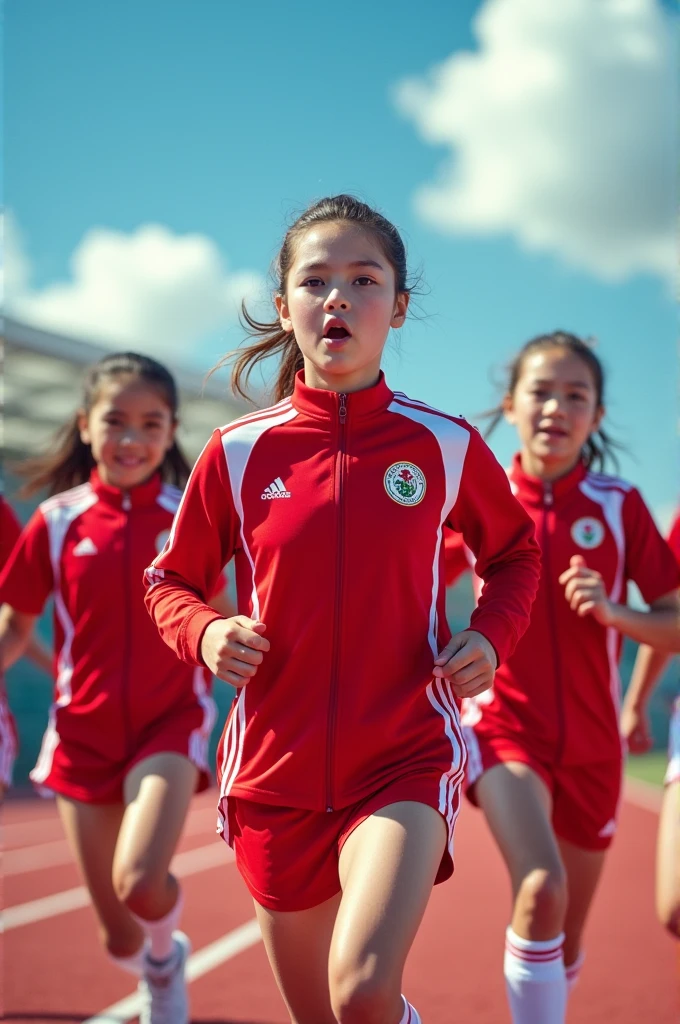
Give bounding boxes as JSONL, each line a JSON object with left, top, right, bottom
{"left": 138, "top": 931, "right": 191, "bottom": 1024}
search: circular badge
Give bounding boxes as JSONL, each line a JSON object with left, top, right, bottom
{"left": 155, "top": 529, "right": 171, "bottom": 554}
{"left": 384, "top": 462, "right": 427, "bottom": 506}
{"left": 570, "top": 517, "right": 605, "bottom": 550}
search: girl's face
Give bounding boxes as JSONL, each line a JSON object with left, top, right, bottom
{"left": 79, "top": 375, "right": 176, "bottom": 491}
{"left": 276, "top": 221, "right": 409, "bottom": 393}
{"left": 504, "top": 347, "right": 604, "bottom": 479}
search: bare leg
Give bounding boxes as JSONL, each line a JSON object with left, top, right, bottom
{"left": 656, "top": 779, "right": 680, "bottom": 937}
{"left": 329, "top": 801, "right": 446, "bottom": 1024}
{"left": 556, "top": 838, "right": 606, "bottom": 967}
{"left": 56, "top": 796, "right": 144, "bottom": 958}
{"left": 475, "top": 762, "right": 567, "bottom": 938}
{"left": 254, "top": 894, "right": 341, "bottom": 1024}
{"left": 113, "top": 752, "right": 198, "bottom": 921}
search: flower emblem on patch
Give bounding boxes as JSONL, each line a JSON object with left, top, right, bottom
{"left": 384, "top": 462, "right": 426, "bottom": 506}
{"left": 155, "top": 529, "right": 171, "bottom": 555}
{"left": 570, "top": 517, "right": 605, "bottom": 550}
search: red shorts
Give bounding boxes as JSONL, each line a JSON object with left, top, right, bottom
{"left": 217, "top": 772, "right": 459, "bottom": 911}
{"left": 464, "top": 729, "right": 622, "bottom": 851}
{"left": 0, "top": 693, "right": 18, "bottom": 788}
{"left": 30, "top": 701, "right": 214, "bottom": 803}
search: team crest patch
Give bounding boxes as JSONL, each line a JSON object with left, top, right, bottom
{"left": 384, "top": 462, "right": 426, "bottom": 506}
{"left": 571, "top": 517, "right": 605, "bottom": 550}
{"left": 155, "top": 529, "right": 171, "bottom": 554}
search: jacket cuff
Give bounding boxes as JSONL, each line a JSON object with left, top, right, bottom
{"left": 178, "top": 607, "right": 225, "bottom": 666}
{"left": 466, "top": 611, "right": 518, "bottom": 668}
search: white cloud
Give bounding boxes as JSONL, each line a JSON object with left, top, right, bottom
{"left": 3, "top": 212, "right": 267, "bottom": 361}
{"left": 394, "top": 0, "right": 677, "bottom": 282}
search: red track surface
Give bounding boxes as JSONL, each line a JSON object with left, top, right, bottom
{"left": 2, "top": 783, "right": 678, "bottom": 1023}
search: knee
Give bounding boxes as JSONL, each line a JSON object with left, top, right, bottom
{"left": 113, "top": 864, "right": 162, "bottom": 918}
{"left": 516, "top": 865, "right": 568, "bottom": 928}
{"left": 330, "top": 965, "right": 397, "bottom": 1024}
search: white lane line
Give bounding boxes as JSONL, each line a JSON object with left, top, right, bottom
{"left": 2, "top": 800, "right": 218, "bottom": 852}
{"left": 1, "top": 842, "right": 233, "bottom": 932}
{"left": 3, "top": 838, "right": 73, "bottom": 875}
{"left": 82, "top": 919, "right": 261, "bottom": 1024}
{"left": 624, "top": 776, "right": 662, "bottom": 813}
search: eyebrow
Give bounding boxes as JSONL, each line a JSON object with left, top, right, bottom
{"left": 105, "top": 406, "right": 166, "bottom": 418}
{"left": 296, "top": 259, "right": 385, "bottom": 274}
{"left": 531, "top": 378, "right": 592, "bottom": 388}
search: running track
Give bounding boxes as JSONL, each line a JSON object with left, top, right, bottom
{"left": 2, "top": 780, "right": 677, "bottom": 1023}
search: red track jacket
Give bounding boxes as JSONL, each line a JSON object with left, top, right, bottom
{"left": 145, "top": 373, "right": 541, "bottom": 813}
{"left": 448, "top": 456, "right": 680, "bottom": 765}
{"left": 0, "top": 471, "right": 216, "bottom": 783}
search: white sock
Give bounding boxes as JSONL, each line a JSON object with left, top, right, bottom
{"left": 133, "top": 887, "right": 184, "bottom": 963}
{"left": 565, "top": 950, "right": 585, "bottom": 993}
{"left": 504, "top": 927, "right": 567, "bottom": 1024}
{"left": 398, "top": 995, "right": 422, "bottom": 1024}
{"left": 108, "top": 942, "right": 148, "bottom": 977}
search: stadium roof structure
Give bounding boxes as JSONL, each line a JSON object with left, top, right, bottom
{"left": 2, "top": 317, "right": 250, "bottom": 463}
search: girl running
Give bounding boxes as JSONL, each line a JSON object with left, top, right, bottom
{"left": 145, "top": 194, "right": 542, "bottom": 1024}
{"left": 621, "top": 510, "right": 680, "bottom": 939}
{"left": 446, "top": 331, "right": 680, "bottom": 1024}
{"left": 0, "top": 495, "right": 52, "bottom": 798}
{"left": 0, "top": 353, "right": 232, "bottom": 1024}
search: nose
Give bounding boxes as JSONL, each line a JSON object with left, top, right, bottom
{"left": 120, "top": 429, "right": 142, "bottom": 447}
{"left": 323, "top": 288, "right": 350, "bottom": 313}
{"left": 542, "top": 397, "right": 562, "bottom": 415}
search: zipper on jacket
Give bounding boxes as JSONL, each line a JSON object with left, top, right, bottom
{"left": 326, "top": 393, "right": 347, "bottom": 812}
{"left": 121, "top": 494, "right": 133, "bottom": 754}
{"left": 542, "top": 482, "right": 566, "bottom": 764}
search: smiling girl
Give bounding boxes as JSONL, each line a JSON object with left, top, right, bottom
{"left": 446, "top": 331, "right": 680, "bottom": 1024}
{"left": 145, "top": 195, "right": 541, "bottom": 1024}
{"left": 0, "top": 353, "right": 232, "bottom": 1024}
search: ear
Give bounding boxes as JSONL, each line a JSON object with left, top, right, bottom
{"left": 275, "top": 293, "right": 294, "bottom": 334}
{"left": 502, "top": 393, "right": 516, "bottom": 425}
{"left": 592, "top": 405, "right": 605, "bottom": 433}
{"left": 390, "top": 291, "right": 410, "bottom": 330}
{"left": 77, "top": 410, "right": 91, "bottom": 445}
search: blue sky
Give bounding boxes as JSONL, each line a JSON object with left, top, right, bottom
{"left": 5, "top": 0, "right": 678, "bottom": 521}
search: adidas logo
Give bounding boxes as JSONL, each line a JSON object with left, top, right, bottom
{"left": 261, "top": 477, "right": 291, "bottom": 500}
{"left": 73, "top": 537, "right": 98, "bottom": 556}
{"left": 598, "top": 818, "right": 617, "bottom": 838}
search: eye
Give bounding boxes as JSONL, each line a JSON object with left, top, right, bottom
{"left": 104, "top": 415, "right": 123, "bottom": 426}
{"left": 568, "top": 392, "right": 587, "bottom": 402}
{"left": 354, "top": 276, "right": 376, "bottom": 286}
{"left": 302, "top": 277, "right": 324, "bottom": 287}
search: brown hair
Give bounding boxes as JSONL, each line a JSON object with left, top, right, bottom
{"left": 214, "top": 194, "right": 412, "bottom": 403}
{"left": 485, "top": 330, "right": 623, "bottom": 472}
{"left": 17, "top": 352, "right": 191, "bottom": 497}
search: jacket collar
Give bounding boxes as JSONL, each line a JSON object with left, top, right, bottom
{"left": 90, "top": 468, "right": 163, "bottom": 509}
{"left": 509, "top": 453, "right": 587, "bottom": 506}
{"left": 291, "top": 370, "right": 394, "bottom": 422}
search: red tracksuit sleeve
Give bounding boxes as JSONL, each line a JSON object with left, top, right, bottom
{"left": 145, "top": 430, "right": 240, "bottom": 666}
{"left": 446, "top": 428, "right": 540, "bottom": 665}
{"left": 666, "top": 512, "right": 680, "bottom": 568}
{"left": 622, "top": 489, "right": 680, "bottom": 604}
{"left": 0, "top": 499, "right": 22, "bottom": 571}
{"left": 0, "top": 510, "right": 53, "bottom": 615}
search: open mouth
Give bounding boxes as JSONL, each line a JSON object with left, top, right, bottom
{"left": 323, "top": 317, "right": 352, "bottom": 341}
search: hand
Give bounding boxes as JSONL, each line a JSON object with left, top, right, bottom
{"left": 433, "top": 629, "right": 497, "bottom": 699}
{"left": 620, "top": 703, "right": 653, "bottom": 754}
{"left": 200, "top": 615, "right": 270, "bottom": 686}
{"left": 558, "top": 555, "right": 614, "bottom": 625}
